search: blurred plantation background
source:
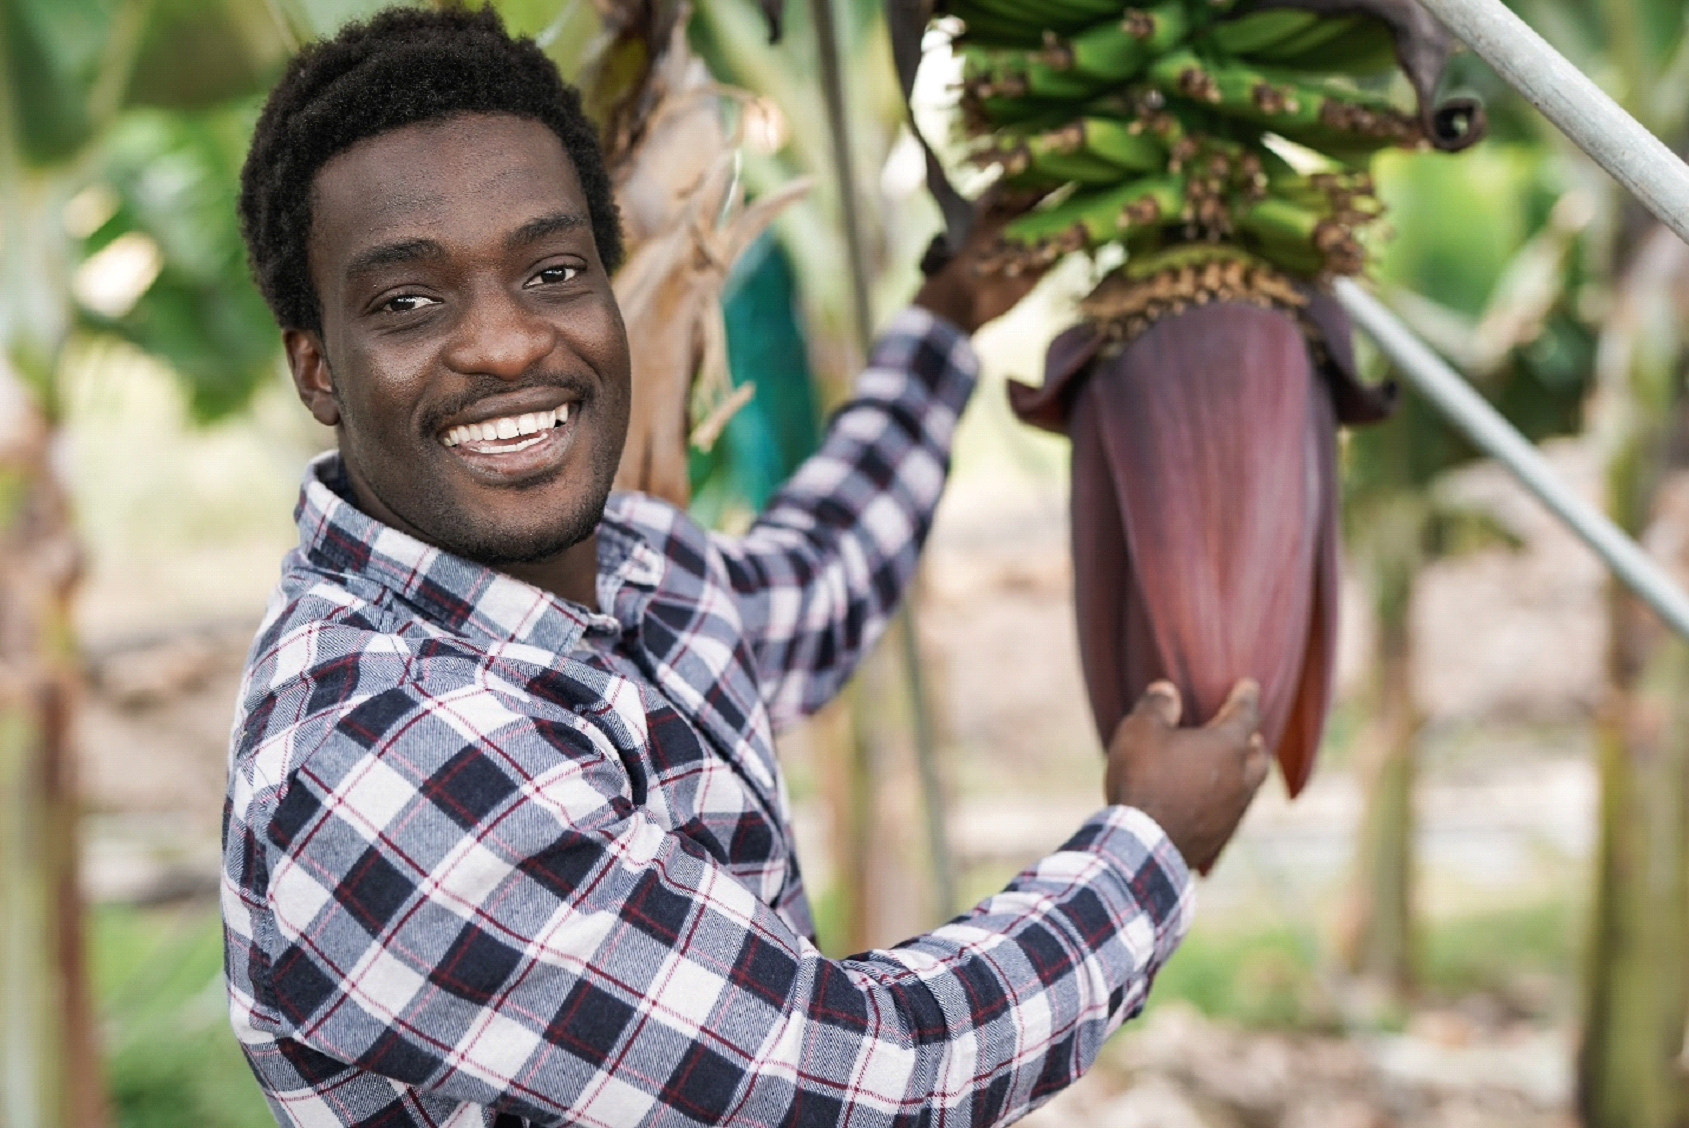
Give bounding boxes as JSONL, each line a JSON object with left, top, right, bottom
{"left": 4, "top": 0, "right": 1689, "bottom": 1125}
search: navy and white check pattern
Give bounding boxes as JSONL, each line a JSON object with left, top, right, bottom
{"left": 222, "top": 307, "right": 1194, "bottom": 1127}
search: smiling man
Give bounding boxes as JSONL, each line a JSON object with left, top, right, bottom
{"left": 223, "top": 7, "right": 1270, "bottom": 1127}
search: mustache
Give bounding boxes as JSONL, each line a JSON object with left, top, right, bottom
{"left": 420, "top": 373, "right": 594, "bottom": 433}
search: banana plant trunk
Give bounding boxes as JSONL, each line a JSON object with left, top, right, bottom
{"left": 1577, "top": 223, "right": 1689, "bottom": 1128}
{"left": 0, "top": 364, "right": 105, "bottom": 1128}
{"left": 1577, "top": 580, "right": 1689, "bottom": 1128}
{"left": 1337, "top": 526, "right": 1422, "bottom": 994}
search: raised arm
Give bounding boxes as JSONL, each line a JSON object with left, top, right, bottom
{"left": 717, "top": 206, "right": 1051, "bottom": 728}
{"left": 715, "top": 306, "right": 974, "bottom": 726}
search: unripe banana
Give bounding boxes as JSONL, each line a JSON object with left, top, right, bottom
{"left": 1003, "top": 174, "right": 1188, "bottom": 253}
{"left": 961, "top": 43, "right": 1113, "bottom": 101}
{"left": 1075, "top": 117, "right": 1174, "bottom": 172}
{"left": 1145, "top": 49, "right": 1421, "bottom": 149}
{"left": 1233, "top": 194, "right": 1363, "bottom": 275}
{"left": 947, "top": 0, "right": 1127, "bottom": 43}
{"left": 1050, "top": 3, "right": 1194, "bottom": 82}
{"left": 1268, "top": 14, "right": 1398, "bottom": 74}
{"left": 985, "top": 118, "right": 1172, "bottom": 186}
{"left": 1257, "top": 12, "right": 1369, "bottom": 58}
{"left": 1204, "top": 8, "right": 1324, "bottom": 56}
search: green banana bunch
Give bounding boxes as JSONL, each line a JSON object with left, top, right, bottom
{"left": 938, "top": 0, "right": 1484, "bottom": 285}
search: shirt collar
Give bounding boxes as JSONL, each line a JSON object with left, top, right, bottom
{"left": 294, "top": 452, "right": 663, "bottom": 652}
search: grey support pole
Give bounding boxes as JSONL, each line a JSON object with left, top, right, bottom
{"left": 1340, "top": 0, "right": 1689, "bottom": 638}
{"left": 1336, "top": 278, "right": 1689, "bottom": 642}
{"left": 1413, "top": 0, "right": 1689, "bottom": 246}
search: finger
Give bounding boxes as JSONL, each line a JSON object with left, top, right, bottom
{"left": 1204, "top": 677, "right": 1261, "bottom": 740}
{"left": 1129, "top": 679, "right": 1182, "bottom": 728}
{"left": 1242, "top": 732, "right": 1272, "bottom": 791}
{"left": 973, "top": 183, "right": 1055, "bottom": 237}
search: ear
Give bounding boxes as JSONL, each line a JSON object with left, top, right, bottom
{"left": 283, "top": 328, "right": 340, "bottom": 428}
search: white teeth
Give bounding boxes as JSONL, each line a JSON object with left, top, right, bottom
{"left": 441, "top": 406, "right": 569, "bottom": 450}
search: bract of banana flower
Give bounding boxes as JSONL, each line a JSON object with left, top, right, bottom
{"left": 1009, "top": 274, "right": 1393, "bottom": 812}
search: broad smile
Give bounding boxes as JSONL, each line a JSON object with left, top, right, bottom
{"left": 441, "top": 403, "right": 570, "bottom": 450}
{"left": 436, "top": 397, "right": 583, "bottom": 482}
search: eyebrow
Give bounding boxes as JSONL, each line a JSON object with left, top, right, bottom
{"left": 344, "top": 238, "right": 444, "bottom": 280}
{"left": 506, "top": 211, "right": 589, "bottom": 251}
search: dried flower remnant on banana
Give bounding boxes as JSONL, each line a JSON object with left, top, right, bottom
{"left": 926, "top": 0, "right": 1478, "bottom": 814}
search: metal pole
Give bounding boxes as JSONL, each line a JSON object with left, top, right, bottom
{"left": 1335, "top": 278, "right": 1689, "bottom": 642}
{"left": 1413, "top": 0, "right": 1689, "bottom": 247}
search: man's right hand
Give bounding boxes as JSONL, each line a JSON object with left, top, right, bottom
{"left": 911, "top": 189, "right": 1053, "bottom": 335}
{"left": 1103, "top": 679, "right": 1271, "bottom": 873}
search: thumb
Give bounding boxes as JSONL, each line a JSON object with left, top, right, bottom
{"left": 1129, "top": 680, "right": 1182, "bottom": 729}
{"left": 1243, "top": 733, "right": 1272, "bottom": 790}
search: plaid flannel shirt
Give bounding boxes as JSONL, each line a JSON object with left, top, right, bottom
{"left": 222, "top": 307, "right": 1194, "bottom": 1128}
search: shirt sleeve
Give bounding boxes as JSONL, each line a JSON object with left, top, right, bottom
{"left": 246, "top": 655, "right": 1193, "bottom": 1127}
{"left": 711, "top": 306, "right": 979, "bottom": 729}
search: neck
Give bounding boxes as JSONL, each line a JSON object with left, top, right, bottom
{"left": 501, "top": 532, "right": 601, "bottom": 610}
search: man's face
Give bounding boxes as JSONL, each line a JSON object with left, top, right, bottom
{"left": 287, "top": 112, "right": 630, "bottom": 569}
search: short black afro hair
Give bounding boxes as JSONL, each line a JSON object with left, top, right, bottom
{"left": 238, "top": 4, "right": 623, "bottom": 332}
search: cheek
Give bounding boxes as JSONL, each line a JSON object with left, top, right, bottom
{"left": 336, "top": 350, "right": 429, "bottom": 428}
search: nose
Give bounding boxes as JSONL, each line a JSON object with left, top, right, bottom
{"left": 442, "top": 285, "right": 557, "bottom": 380}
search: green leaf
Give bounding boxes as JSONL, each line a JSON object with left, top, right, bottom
{"left": 1, "top": 0, "right": 113, "bottom": 161}
{"left": 123, "top": 0, "right": 289, "bottom": 109}
{"left": 1346, "top": 141, "right": 1592, "bottom": 511}
{"left": 78, "top": 104, "right": 281, "bottom": 421}
{"left": 266, "top": 0, "right": 400, "bottom": 45}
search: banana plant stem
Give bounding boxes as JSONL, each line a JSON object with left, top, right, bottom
{"left": 1412, "top": 0, "right": 1689, "bottom": 247}
{"left": 1336, "top": 278, "right": 1689, "bottom": 643}
{"left": 809, "top": 0, "right": 959, "bottom": 920}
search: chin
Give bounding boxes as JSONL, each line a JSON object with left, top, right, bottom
{"left": 442, "top": 505, "right": 606, "bottom": 568}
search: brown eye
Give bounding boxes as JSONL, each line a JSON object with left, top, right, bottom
{"left": 380, "top": 293, "right": 439, "bottom": 314}
{"left": 528, "top": 264, "right": 580, "bottom": 287}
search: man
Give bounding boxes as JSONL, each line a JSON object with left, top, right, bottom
{"left": 222, "top": 7, "right": 1270, "bottom": 1126}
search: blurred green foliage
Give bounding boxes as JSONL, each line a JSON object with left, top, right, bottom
{"left": 92, "top": 906, "right": 273, "bottom": 1128}
{"left": 1143, "top": 893, "right": 1581, "bottom": 1034}
{"left": 1347, "top": 141, "right": 1594, "bottom": 525}
{"left": 1, "top": 0, "right": 298, "bottom": 414}
{"left": 690, "top": 232, "right": 823, "bottom": 523}
{"left": 82, "top": 103, "right": 282, "bottom": 421}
